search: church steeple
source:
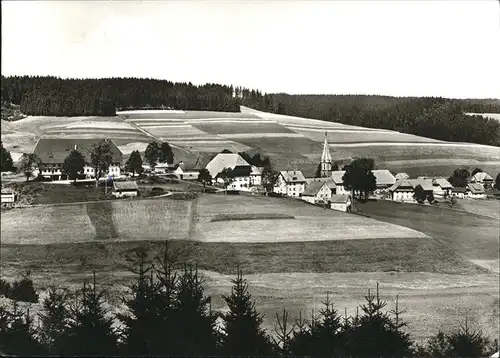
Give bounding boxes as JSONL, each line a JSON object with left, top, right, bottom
{"left": 320, "top": 131, "right": 332, "bottom": 177}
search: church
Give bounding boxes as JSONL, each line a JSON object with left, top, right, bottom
{"left": 320, "top": 132, "right": 333, "bottom": 177}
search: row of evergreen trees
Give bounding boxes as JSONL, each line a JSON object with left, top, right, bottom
{"left": 241, "top": 94, "right": 500, "bottom": 146}
{"left": 1, "top": 76, "right": 241, "bottom": 116}
{"left": 1, "top": 242, "right": 497, "bottom": 357}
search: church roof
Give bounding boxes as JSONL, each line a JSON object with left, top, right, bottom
{"left": 321, "top": 133, "right": 332, "bottom": 163}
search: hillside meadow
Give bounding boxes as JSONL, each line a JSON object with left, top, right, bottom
{"left": 2, "top": 107, "right": 499, "bottom": 179}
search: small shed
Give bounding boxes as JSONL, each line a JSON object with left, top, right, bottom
{"left": 330, "top": 194, "right": 352, "bottom": 212}
{"left": 112, "top": 181, "right": 139, "bottom": 198}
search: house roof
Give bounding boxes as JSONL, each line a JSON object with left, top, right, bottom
{"left": 330, "top": 194, "right": 350, "bottom": 203}
{"left": 409, "top": 179, "right": 434, "bottom": 191}
{"left": 467, "top": 183, "right": 485, "bottom": 194}
{"left": 433, "top": 177, "right": 453, "bottom": 189}
{"left": 229, "top": 165, "right": 252, "bottom": 178}
{"left": 33, "top": 138, "right": 123, "bottom": 164}
{"left": 451, "top": 187, "right": 468, "bottom": 193}
{"left": 251, "top": 166, "right": 264, "bottom": 175}
{"left": 471, "top": 172, "right": 494, "bottom": 182}
{"left": 373, "top": 170, "right": 396, "bottom": 186}
{"left": 306, "top": 177, "right": 337, "bottom": 189}
{"left": 280, "top": 170, "right": 306, "bottom": 183}
{"left": 205, "top": 153, "right": 250, "bottom": 177}
{"left": 331, "top": 170, "right": 346, "bottom": 184}
{"left": 388, "top": 179, "right": 414, "bottom": 192}
{"left": 113, "top": 181, "right": 138, "bottom": 191}
{"left": 302, "top": 181, "right": 327, "bottom": 196}
{"left": 395, "top": 172, "right": 410, "bottom": 180}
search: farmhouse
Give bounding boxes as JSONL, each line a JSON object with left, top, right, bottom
{"left": 467, "top": 183, "right": 486, "bottom": 199}
{"left": 331, "top": 171, "right": 349, "bottom": 195}
{"left": 250, "top": 166, "right": 264, "bottom": 186}
{"left": 300, "top": 181, "right": 331, "bottom": 204}
{"left": 173, "top": 162, "right": 199, "bottom": 180}
{"left": 224, "top": 165, "right": 252, "bottom": 191}
{"left": 112, "top": 181, "right": 139, "bottom": 198}
{"left": 205, "top": 153, "right": 251, "bottom": 178}
{"left": 330, "top": 194, "right": 352, "bottom": 212}
{"left": 470, "top": 172, "right": 494, "bottom": 188}
{"left": 431, "top": 177, "right": 453, "bottom": 197}
{"left": 451, "top": 187, "right": 467, "bottom": 199}
{"left": 33, "top": 138, "right": 123, "bottom": 181}
{"left": 274, "top": 170, "right": 306, "bottom": 197}
{"left": 154, "top": 162, "right": 175, "bottom": 175}
{"left": 373, "top": 170, "right": 396, "bottom": 190}
{"left": 388, "top": 179, "right": 415, "bottom": 202}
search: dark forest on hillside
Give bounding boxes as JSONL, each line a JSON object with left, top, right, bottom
{"left": 1, "top": 76, "right": 240, "bottom": 116}
{"left": 2, "top": 75, "right": 500, "bottom": 146}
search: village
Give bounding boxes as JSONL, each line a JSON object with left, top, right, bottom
{"left": 2, "top": 133, "right": 498, "bottom": 211}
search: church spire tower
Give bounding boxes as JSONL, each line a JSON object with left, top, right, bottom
{"left": 320, "top": 131, "right": 333, "bottom": 177}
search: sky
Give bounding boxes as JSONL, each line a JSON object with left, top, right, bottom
{"left": 2, "top": 0, "right": 500, "bottom": 98}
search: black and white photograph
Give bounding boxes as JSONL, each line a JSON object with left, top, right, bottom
{"left": 1, "top": 0, "right": 499, "bottom": 356}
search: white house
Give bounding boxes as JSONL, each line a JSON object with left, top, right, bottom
{"left": 112, "top": 181, "right": 139, "bottom": 198}
{"left": 467, "top": 183, "right": 486, "bottom": 199}
{"left": 432, "top": 178, "right": 453, "bottom": 197}
{"left": 205, "top": 153, "right": 251, "bottom": 178}
{"left": 33, "top": 138, "right": 123, "bottom": 181}
{"left": 224, "top": 166, "right": 252, "bottom": 191}
{"left": 330, "top": 171, "right": 349, "bottom": 195}
{"left": 387, "top": 179, "right": 415, "bottom": 202}
{"left": 250, "top": 166, "right": 264, "bottom": 186}
{"left": 1, "top": 190, "right": 16, "bottom": 204}
{"left": 274, "top": 170, "right": 306, "bottom": 197}
{"left": 173, "top": 162, "right": 199, "bottom": 180}
{"left": 301, "top": 181, "right": 332, "bottom": 204}
{"left": 470, "top": 172, "right": 494, "bottom": 188}
{"left": 330, "top": 195, "right": 352, "bottom": 212}
{"left": 154, "top": 162, "right": 175, "bottom": 175}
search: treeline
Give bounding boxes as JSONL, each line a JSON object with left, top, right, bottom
{"left": 0, "top": 243, "right": 498, "bottom": 357}
{"left": 241, "top": 94, "right": 500, "bottom": 146}
{"left": 1, "top": 76, "right": 241, "bottom": 116}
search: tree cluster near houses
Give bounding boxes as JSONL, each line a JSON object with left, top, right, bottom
{"left": 1, "top": 76, "right": 240, "bottom": 116}
{"left": 0, "top": 246, "right": 498, "bottom": 357}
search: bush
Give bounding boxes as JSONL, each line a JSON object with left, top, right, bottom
{"left": 151, "top": 187, "right": 165, "bottom": 193}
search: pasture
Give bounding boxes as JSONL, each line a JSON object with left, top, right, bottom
{"left": 1, "top": 193, "right": 499, "bottom": 343}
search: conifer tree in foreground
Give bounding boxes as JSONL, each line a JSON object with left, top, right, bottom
{"left": 221, "top": 267, "right": 274, "bottom": 356}
{"left": 63, "top": 272, "right": 118, "bottom": 356}
{"left": 37, "top": 287, "right": 71, "bottom": 355}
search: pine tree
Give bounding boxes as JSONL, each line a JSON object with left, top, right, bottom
{"left": 125, "top": 150, "right": 143, "bottom": 176}
{"left": 63, "top": 273, "right": 118, "bottom": 356}
{"left": 0, "top": 141, "right": 14, "bottom": 172}
{"left": 62, "top": 149, "right": 86, "bottom": 183}
{"left": 38, "top": 287, "right": 70, "bottom": 354}
{"left": 221, "top": 267, "right": 273, "bottom": 356}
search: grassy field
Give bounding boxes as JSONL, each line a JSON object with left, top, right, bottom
{"left": 1, "top": 193, "right": 498, "bottom": 343}
{"left": 355, "top": 200, "right": 500, "bottom": 263}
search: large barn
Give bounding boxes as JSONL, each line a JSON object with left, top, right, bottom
{"left": 33, "top": 138, "right": 123, "bottom": 181}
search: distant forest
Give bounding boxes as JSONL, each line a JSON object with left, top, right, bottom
{"left": 2, "top": 75, "right": 500, "bottom": 146}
